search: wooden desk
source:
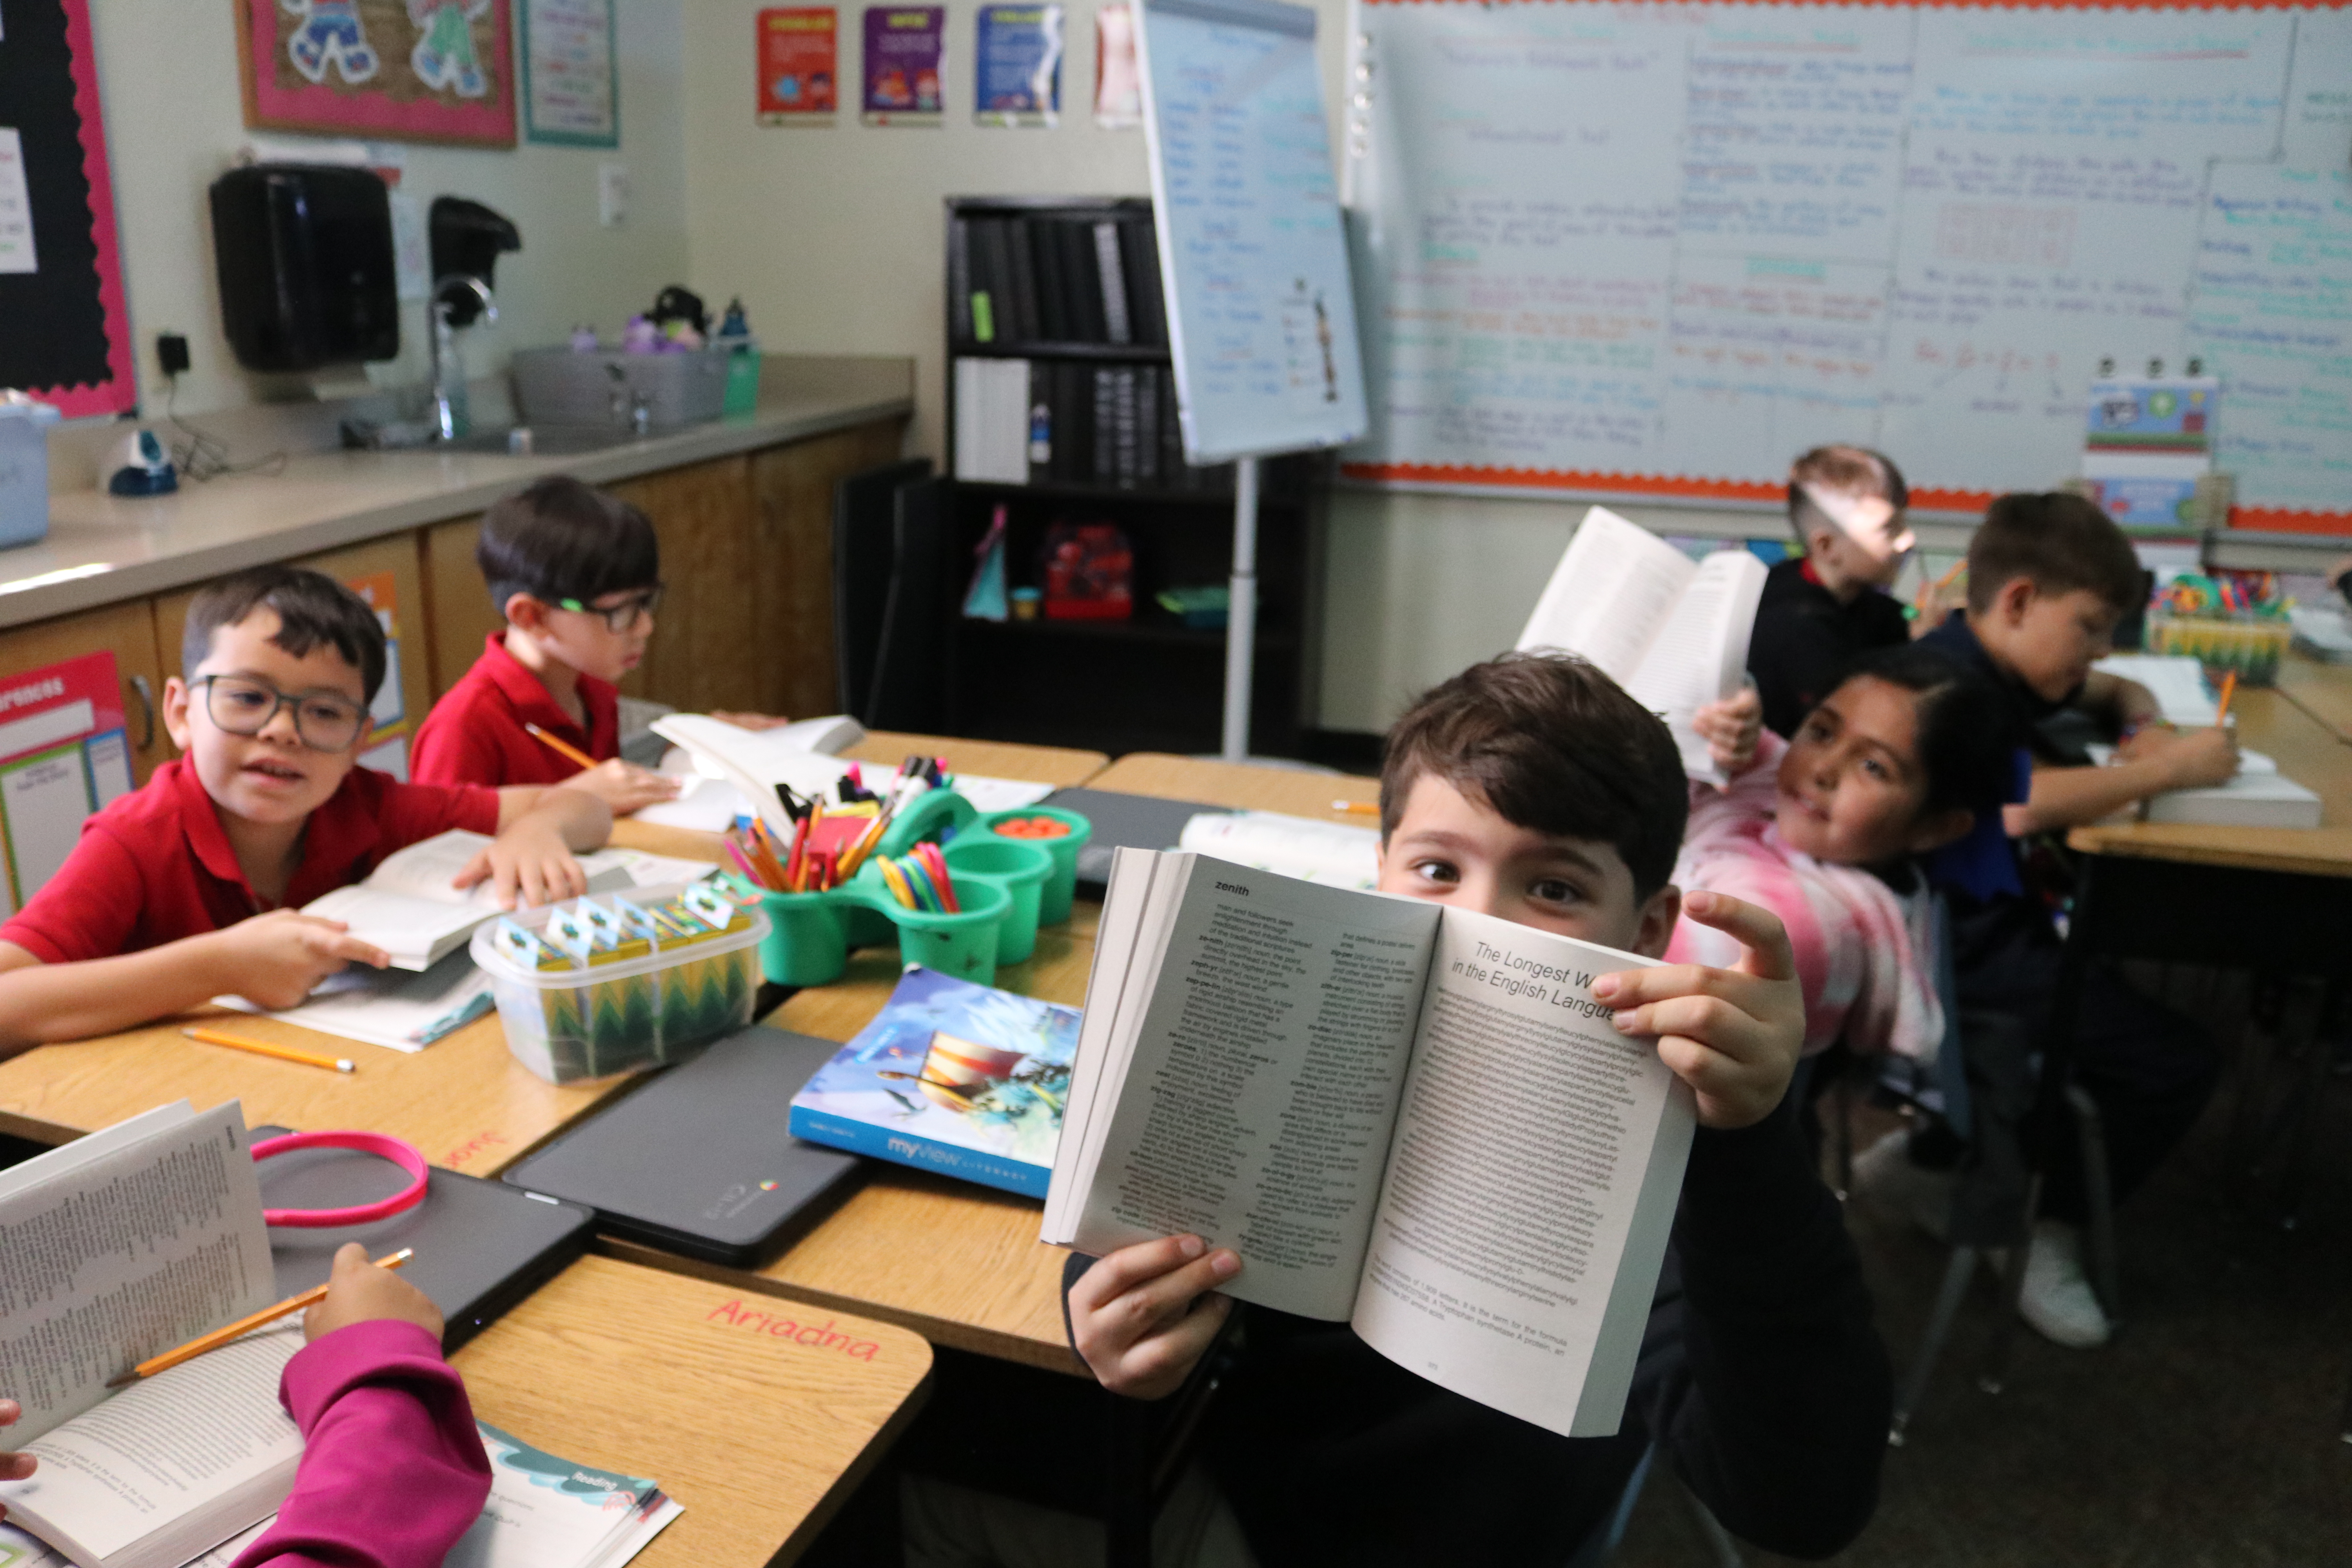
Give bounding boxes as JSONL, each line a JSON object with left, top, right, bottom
{"left": 2067, "top": 686, "right": 2352, "bottom": 875}
{"left": 1088, "top": 752, "right": 1380, "bottom": 823}
{"left": 606, "top": 903, "right": 1103, "bottom": 1375}
{"left": 2276, "top": 653, "right": 2352, "bottom": 745}
{"left": 0, "top": 1007, "right": 646, "bottom": 1176}
{"left": 609, "top": 731, "right": 1113, "bottom": 864}
{"left": 453, "top": 1254, "right": 931, "bottom": 1566}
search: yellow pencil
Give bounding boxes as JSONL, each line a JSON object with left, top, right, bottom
{"left": 108, "top": 1250, "right": 414, "bottom": 1387}
{"left": 524, "top": 722, "right": 597, "bottom": 771}
{"left": 1332, "top": 799, "right": 1379, "bottom": 815}
{"left": 183, "top": 1025, "right": 353, "bottom": 1074}
{"left": 2215, "top": 670, "right": 2238, "bottom": 724}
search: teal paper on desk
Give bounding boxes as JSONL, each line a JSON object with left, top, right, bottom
{"left": 788, "top": 965, "right": 1079, "bottom": 1198}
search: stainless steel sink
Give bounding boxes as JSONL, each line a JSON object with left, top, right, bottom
{"left": 438, "top": 425, "right": 657, "bottom": 456}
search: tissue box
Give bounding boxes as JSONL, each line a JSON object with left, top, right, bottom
{"left": 0, "top": 400, "right": 60, "bottom": 549}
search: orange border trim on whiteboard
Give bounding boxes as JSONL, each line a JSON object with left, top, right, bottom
{"left": 1339, "top": 464, "right": 2352, "bottom": 534}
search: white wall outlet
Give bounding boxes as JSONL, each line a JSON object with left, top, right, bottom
{"left": 597, "top": 163, "right": 630, "bottom": 228}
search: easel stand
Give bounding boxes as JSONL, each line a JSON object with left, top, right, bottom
{"left": 1220, "top": 456, "right": 1262, "bottom": 762}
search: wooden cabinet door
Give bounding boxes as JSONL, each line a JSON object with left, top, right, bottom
{"left": 0, "top": 601, "right": 172, "bottom": 784}
{"left": 749, "top": 418, "right": 910, "bottom": 719}
{"left": 154, "top": 535, "right": 434, "bottom": 777}
{"left": 423, "top": 515, "right": 502, "bottom": 701}
{"left": 605, "top": 456, "right": 758, "bottom": 714}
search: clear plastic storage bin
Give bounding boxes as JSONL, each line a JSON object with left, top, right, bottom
{"left": 471, "top": 881, "right": 769, "bottom": 1083}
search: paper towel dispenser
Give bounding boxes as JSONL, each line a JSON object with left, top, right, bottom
{"left": 210, "top": 164, "right": 400, "bottom": 373}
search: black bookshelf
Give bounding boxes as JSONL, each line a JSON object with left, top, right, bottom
{"left": 940, "top": 196, "right": 1327, "bottom": 757}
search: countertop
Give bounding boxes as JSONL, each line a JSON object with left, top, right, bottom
{"left": 9, "top": 356, "right": 913, "bottom": 631}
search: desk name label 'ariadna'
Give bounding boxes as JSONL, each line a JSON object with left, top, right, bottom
{"left": 706, "top": 1299, "right": 884, "bottom": 1360}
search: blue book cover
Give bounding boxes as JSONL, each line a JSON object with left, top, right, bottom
{"left": 787, "top": 965, "right": 1080, "bottom": 1198}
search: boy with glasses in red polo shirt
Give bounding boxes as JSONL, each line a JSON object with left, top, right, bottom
{"left": 412, "top": 477, "right": 785, "bottom": 808}
{"left": 0, "top": 566, "right": 612, "bottom": 1052}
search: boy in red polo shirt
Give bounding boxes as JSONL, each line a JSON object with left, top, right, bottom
{"left": 412, "top": 477, "right": 782, "bottom": 808}
{"left": 0, "top": 566, "right": 612, "bottom": 1052}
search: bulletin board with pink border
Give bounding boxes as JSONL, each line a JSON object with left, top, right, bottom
{"left": 0, "top": 0, "right": 137, "bottom": 418}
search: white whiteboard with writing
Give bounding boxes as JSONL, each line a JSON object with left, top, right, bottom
{"left": 1138, "top": 0, "right": 1368, "bottom": 463}
{"left": 1340, "top": 1, "right": 2352, "bottom": 529}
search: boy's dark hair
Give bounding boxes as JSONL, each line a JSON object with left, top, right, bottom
{"left": 183, "top": 565, "right": 388, "bottom": 704}
{"left": 1837, "top": 643, "right": 2014, "bottom": 816}
{"left": 1788, "top": 445, "right": 1908, "bottom": 543}
{"left": 1964, "top": 492, "right": 2142, "bottom": 616}
{"left": 477, "top": 475, "right": 661, "bottom": 617}
{"left": 1381, "top": 653, "right": 1688, "bottom": 898}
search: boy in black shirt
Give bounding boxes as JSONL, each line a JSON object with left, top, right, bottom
{"left": 1871, "top": 494, "right": 2234, "bottom": 1350}
{"left": 1750, "top": 446, "right": 1916, "bottom": 738}
{"left": 1064, "top": 655, "right": 1889, "bottom": 1567}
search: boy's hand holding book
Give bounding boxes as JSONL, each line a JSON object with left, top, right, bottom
{"left": 209, "top": 909, "right": 390, "bottom": 1009}
{"left": 1068, "top": 1234, "right": 1242, "bottom": 1400}
{"left": 454, "top": 791, "right": 612, "bottom": 909}
{"left": 1591, "top": 889, "right": 1803, "bottom": 1130}
{"left": 1, "top": 1399, "right": 29, "bottom": 1521}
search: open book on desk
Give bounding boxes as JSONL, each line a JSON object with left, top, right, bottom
{"left": 2084, "top": 743, "right": 2321, "bottom": 829}
{"left": 300, "top": 832, "right": 715, "bottom": 971}
{"left": 0, "top": 1102, "right": 293, "bottom": 1568}
{"left": 651, "top": 714, "right": 1056, "bottom": 837}
{"left": 1044, "top": 849, "right": 1694, "bottom": 1439}
{"left": 1518, "top": 506, "right": 1767, "bottom": 784}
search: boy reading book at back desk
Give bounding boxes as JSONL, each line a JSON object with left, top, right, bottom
{"left": 1, "top": 1242, "right": 493, "bottom": 1568}
{"left": 0, "top": 566, "right": 612, "bottom": 1052}
{"left": 1749, "top": 445, "right": 1920, "bottom": 739}
{"left": 411, "top": 476, "right": 786, "bottom": 810}
{"left": 1671, "top": 642, "right": 2016, "bottom": 1066}
{"left": 1872, "top": 493, "right": 2231, "bottom": 1349}
{"left": 1061, "top": 654, "right": 1890, "bottom": 1568}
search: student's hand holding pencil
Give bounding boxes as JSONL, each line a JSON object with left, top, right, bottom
{"left": 209, "top": 909, "right": 390, "bottom": 1009}
{"left": 0, "top": 1398, "right": 33, "bottom": 1520}
{"left": 1590, "top": 891, "right": 1804, "bottom": 1131}
{"left": 305, "top": 1241, "right": 444, "bottom": 1343}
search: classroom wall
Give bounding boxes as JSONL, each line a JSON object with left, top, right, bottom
{"left": 677, "top": 0, "right": 1771, "bottom": 736}
{"left": 84, "top": 0, "right": 691, "bottom": 417}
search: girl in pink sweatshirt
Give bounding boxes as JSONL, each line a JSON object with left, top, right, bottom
{"left": 1670, "top": 644, "right": 2013, "bottom": 1063}
{"left": 2, "top": 1243, "right": 492, "bottom": 1568}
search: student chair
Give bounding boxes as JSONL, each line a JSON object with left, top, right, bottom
{"left": 1859, "top": 895, "right": 2122, "bottom": 1444}
{"left": 831, "top": 457, "right": 933, "bottom": 721}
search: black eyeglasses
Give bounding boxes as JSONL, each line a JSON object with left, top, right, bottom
{"left": 194, "top": 675, "right": 367, "bottom": 752}
{"left": 556, "top": 583, "right": 664, "bottom": 633}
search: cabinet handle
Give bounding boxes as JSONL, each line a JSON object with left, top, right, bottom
{"left": 128, "top": 675, "right": 156, "bottom": 750}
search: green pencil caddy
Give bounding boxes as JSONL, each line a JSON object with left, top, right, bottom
{"left": 942, "top": 838, "right": 1053, "bottom": 965}
{"left": 856, "top": 873, "right": 1009, "bottom": 982}
{"left": 980, "top": 806, "right": 1092, "bottom": 924}
{"left": 754, "top": 887, "right": 850, "bottom": 987}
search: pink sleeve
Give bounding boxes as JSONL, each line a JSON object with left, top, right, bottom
{"left": 230, "top": 1321, "right": 491, "bottom": 1568}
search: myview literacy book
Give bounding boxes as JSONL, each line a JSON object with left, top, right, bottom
{"left": 18, "top": 1419, "right": 686, "bottom": 1568}
{"left": 789, "top": 965, "right": 1081, "bottom": 1198}
{"left": 0, "top": 1102, "right": 290, "bottom": 1568}
{"left": 1517, "top": 506, "right": 1768, "bottom": 784}
{"left": 1043, "top": 849, "right": 1696, "bottom": 1439}
{"left": 297, "top": 833, "right": 705, "bottom": 971}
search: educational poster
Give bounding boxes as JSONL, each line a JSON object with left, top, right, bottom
{"left": 522, "top": 0, "right": 619, "bottom": 147}
{"left": 0, "top": 652, "right": 134, "bottom": 914}
{"left": 1093, "top": 3, "right": 1140, "bottom": 129}
{"left": 345, "top": 570, "right": 412, "bottom": 779}
{"left": 862, "top": 6, "right": 944, "bottom": 125}
{"left": 975, "top": 5, "right": 1062, "bottom": 127}
{"left": 757, "top": 7, "right": 839, "bottom": 123}
{"left": 237, "top": 0, "right": 518, "bottom": 147}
